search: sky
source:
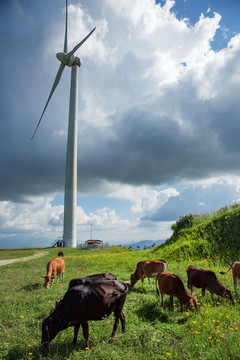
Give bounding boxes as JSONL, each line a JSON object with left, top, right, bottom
{"left": 0, "top": 0, "right": 240, "bottom": 248}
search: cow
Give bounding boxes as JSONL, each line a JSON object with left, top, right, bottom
{"left": 187, "top": 265, "right": 234, "bottom": 304}
{"left": 68, "top": 272, "right": 117, "bottom": 290}
{"left": 58, "top": 251, "right": 64, "bottom": 257}
{"left": 130, "top": 259, "right": 168, "bottom": 288}
{"left": 41, "top": 280, "right": 128, "bottom": 350}
{"left": 220, "top": 261, "right": 240, "bottom": 293}
{"left": 41, "top": 257, "right": 65, "bottom": 289}
{"left": 156, "top": 272, "right": 198, "bottom": 313}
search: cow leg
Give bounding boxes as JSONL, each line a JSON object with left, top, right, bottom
{"left": 233, "top": 277, "right": 237, "bottom": 293}
{"left": 180, "top": 302, "right": 184, "bottom": 313}
{"left": 56, "top": 274, "right": 60, "bottom": 284}
{"left": 62, "top": 272, "right": 64, "bottom": 283}
{"left": 189, "top": 284, "right": 194, "bottom": 294}
{"left": 201, "top": 288, "right": 205, "bottom": 297}
{"left": 109, "top": 314, "right": 120, "bottom": 343}
{"left": 81, "top": 321, "right": 89, "bottom": 349}
{"left": 141, "top": 276, "right": 144, "bottom": 288}
{"left": 169, "top": 296, "right": 173, "bottom": 308}
{"left": 73, "top": 323, "right": 80, "bottom": 344}
{"left": 119, "top": 311, "right": 126, "bottom": 333}
{"left": 148, "top": 278, "right": 153, "bottom": 288}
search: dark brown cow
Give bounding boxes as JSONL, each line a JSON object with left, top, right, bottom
{"left": 130, "top": 259, "right": 168, "bottom": 288}
{"left": 41, "top": 257, "right": 65, "bottom": 289}
{"left": 220, "top": 261, "right": 240, "bottom": 293}
{"left": 41, "top": 280, "right": 128, "bottom": 349}
{"left": 187, "top": 265, "right": 234, "bottom": 304}
{"left": 68, "top": 272, "right": 117, "bottom": 289}
{"left": 156, "top": 272, "right": 198, "bottom": 313}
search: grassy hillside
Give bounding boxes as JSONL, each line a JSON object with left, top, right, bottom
{"left": 1, "top": 205, "right": 240, "bottom": 359}
{"left": 1, "top": 243, "right": 240, "bottom": 360}
{"left": 153, "top": 204, "right": 240, "bottom": 262}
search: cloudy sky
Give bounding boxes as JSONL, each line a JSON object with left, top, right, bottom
{"left": 1, "top": 0, "right": 240, "bottom": 248}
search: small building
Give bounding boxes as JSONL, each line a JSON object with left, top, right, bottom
{"left": 85, "top": 239, "right": 103, "bottom": 249}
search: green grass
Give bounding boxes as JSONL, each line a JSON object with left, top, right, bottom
{"left": 1, "top": 246, "right": 240, "bottom": 359}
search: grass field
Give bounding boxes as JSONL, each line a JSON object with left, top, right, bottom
{"left": 1, "top": 246, "right": 240, "bottom": 360}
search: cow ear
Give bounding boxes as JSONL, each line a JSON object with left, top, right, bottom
{"left": 41, "top": 275, "right": 47, "bottom": 278}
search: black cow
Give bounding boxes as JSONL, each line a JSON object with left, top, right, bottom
{"left": 68, "top": 272, "right": 117, "bottom": 289}
{"left": 41, "top": 280, "right": 128, "bottom": 349}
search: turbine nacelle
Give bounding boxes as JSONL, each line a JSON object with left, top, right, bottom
{"left": 56, "top": 52, "right": 81, "bottom": 67}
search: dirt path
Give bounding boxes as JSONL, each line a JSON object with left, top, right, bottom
{"left": 0, "top": 252, "right": 49, "bottom": 266}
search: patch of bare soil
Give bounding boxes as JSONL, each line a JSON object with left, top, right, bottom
{"left": 0, "top": 252, "right": 49, "bottom": 266}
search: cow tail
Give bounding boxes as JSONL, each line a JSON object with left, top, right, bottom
{"left": 156, "top": 274, "right": 160, "bottom": 296}
{"left": 220, "top": 262, "right": 234, "bottom": 275}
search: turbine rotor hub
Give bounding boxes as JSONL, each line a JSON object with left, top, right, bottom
{"left": 56, "top": 52, "right": 81, "bottom": 67}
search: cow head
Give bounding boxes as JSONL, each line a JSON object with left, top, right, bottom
{"left": 58, "top": 251, "right": 64, "bottom": 257}
{"left": 224, "top": 287, "right": 234, "bottom": 305}
{"left": 189, "top": 295, "right": 198, "bottom": 310}
{"left": 41, "top": 275, "right": 51, "bottom": 289}
{"left": 41, "top": 315, "right": 59, "bottom": 345}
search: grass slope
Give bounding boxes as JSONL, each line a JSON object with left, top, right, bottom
{"left": 154, "top": 204, "right": 240, "bottom": 261}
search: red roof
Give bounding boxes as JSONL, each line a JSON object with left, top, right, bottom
{"left": 85, "top": 239, "right": 103, "bottom": 244}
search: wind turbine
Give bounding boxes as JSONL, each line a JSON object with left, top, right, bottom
{"left": 31, "top": 0, "right": 95, "bottom": 248}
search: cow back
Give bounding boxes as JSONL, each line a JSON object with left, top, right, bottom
{"left": 187, "top": 266, "right": 218, "bottom": 288}
{"left": 68, "top": 272, "right": 117, "bottom": 289}
{"left": 47, "top": 257, "right": 65, "bottom": 273}
{"left": 157, "top": 272, "right": 185, "bottom": 295}
{"left": 141, "top": 260, "right": 168, "bottom": 277}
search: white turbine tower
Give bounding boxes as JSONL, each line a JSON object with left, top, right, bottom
{"left": 31, "top": 0, "right": 95, "bottom": 248}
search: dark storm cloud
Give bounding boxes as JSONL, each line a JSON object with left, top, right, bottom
{"left": 1, "top": 0, "right": 240, "bottom": 204}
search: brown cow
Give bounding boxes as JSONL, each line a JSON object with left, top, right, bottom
{"left": 187, "top": 265, "right": 234, "bottom": 304}
{"left": 130, "top": 259, "right": 168, "bottom": 288}
{"left": 41, "top": 280, "right": 128, "bottom": 349}
{"left": 41, "top": 257, "right": 65, "bottom": 289}
{"left": 220, "top": 261, "right": 240, "bottom": 293}
{"left": 156, "top": 272, "right": 198, "bottom": 313}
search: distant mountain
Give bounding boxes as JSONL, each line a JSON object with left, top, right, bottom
{"left": 123, "top": 239, "right": 165, "bottom": 250}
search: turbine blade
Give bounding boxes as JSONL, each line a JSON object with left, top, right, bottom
{"left": 31, "top": 62, "right": 65, "bottom": 140}
{"left": 64, "top": 0, "right": 68, "bottom": 53}
{"left": 67, "top": 27, "right": 96, "bottom": 58}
